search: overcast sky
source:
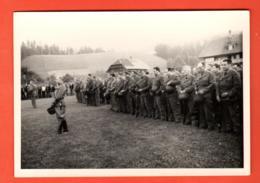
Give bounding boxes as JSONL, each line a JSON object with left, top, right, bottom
{"left": 14, "top": 11, "right": 249, "bottom": 53}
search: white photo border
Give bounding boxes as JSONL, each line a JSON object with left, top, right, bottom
{"left": 14, "top": 10, "right": 250, "bottom": 177}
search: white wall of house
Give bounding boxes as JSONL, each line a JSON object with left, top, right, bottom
{"left": 203, "top": 53, "right": 242, "bottom": 66}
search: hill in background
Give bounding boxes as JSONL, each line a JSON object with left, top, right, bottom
{"left": 22, "top": 51, "right": 167, "bottom": 78}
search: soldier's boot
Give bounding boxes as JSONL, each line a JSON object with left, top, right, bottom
{"left": 62, "top": 120, "right": 69, "bottom": 132}
{"left": 199, "top": 119, "right": 207, "bottom": 129}
{"left": 135, "top": 109, "right": 139, "bottom": 118}
{"left": 208, "top": 123, "right": 215, "bottom": 131}
{"left": 182, "top": 116, "right": 186, "bottom": 124}
{"left": 184, "top": 114, "right": 191, "bottom": 125}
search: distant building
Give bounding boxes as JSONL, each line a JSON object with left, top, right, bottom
{"left": 199, "top": 31, "right": 243, "bottom": 65}
{"left": 106, "top": 57, "right": 150, "bottom": 73}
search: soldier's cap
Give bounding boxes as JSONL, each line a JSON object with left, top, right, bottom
{"left": 167, "top": 66, "right": 175, "bottom": 71}
{"left": 88, "top": 73, "right": 92, "bottom": 77}
{"left": 110, "top": 73, "right": 115, "bottom": 77}
{"left": 153, "top": 66, "right": 160, "bottom": 72}
{"left": 222, "top": 59, "right": 232, "bottom": 64}
{"left": 214, "top": 63, "right": 220, "bottom": 69}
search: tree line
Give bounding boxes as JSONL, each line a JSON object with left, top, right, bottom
{"left": 154, "top": 43, "right": 205, "bottom": 69}
{"left": 21, "top": 41, "right": 105, "bottom": 60}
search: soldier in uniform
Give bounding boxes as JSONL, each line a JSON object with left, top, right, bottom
{"left": 125, "top": 72, "right": 136, "bottom": 115}
{"left": 85, "top": 74, "right": 96, "bottom": 106}
{"left": 211, "top": 63, "right": 222, "bottom": 131}
{"left": 53, "top": 79, "right": 68, "bottom": 134}
{"left": 177, "top": 66, "right": 194, "bottom": 125}
{"left": 74, "top": 80, "right": 81, "bottom": 103}
{"left": 93, "top": 76, "right": 101, "bottom": 106}
{"left": 216, "top": 59, "right": 241, "bottom": 133}
{"left": 117, "top": 73, "right": 127, "bottom": 113}
{"left": 193, "top": 62, "right": 216, "bottom": 130}
{"left": 133, "top": 72, "right": 141, "bottom": 117}
{"left": 107, "top": 73, "right": 117, "bottom": 111}
{"left": 165, "top": 67, "right": 180, "bottom": 122}
{"left": 28, "top": 80, "right": 38, "bottom": 108}
{"left": 111, "top": 73, "right": 120, "bottom": 112}
{"left": 151, "top": 67, "right": 167, "bottom": 121}
{"left": 136, "top": 71, "right": 152, "bottom": 118}
{"left": 104, "top": 74, "right": 114, "bottom": 104}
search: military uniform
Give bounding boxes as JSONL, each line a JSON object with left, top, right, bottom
{"left": 133, "top": 74, "right": 141, "bottom": 117}
{"left": 108, "top": 77, "right": 117, "bottom": 111}
{"left": 151, "top": 74, "right": 167, "bottom": 120}
{"left": 104, "top": 77, "right": 113, "bottom": 104}
{"left": 94, "top": 78, "right": 102, "bottom": 106}
{"left": 126, "top": 75, "right": 136, "bottom": 115}
{"left": 193, "top": 70, "right": 216, "bottom": 129}
{"left": 111, "top": 77, "right": 120, "bottom": 112}
{"left": 74, "top": 81, "right": 81, "bottom": 103}
{"left": 86, "top": 78, "right": 97, "bottom": 106}
{"left": 212, "top": 69, "right": 222, "bottom": 130}
{"left": 117, "top": 76, "right": 127, "bottom": 113}
{"left": 54, "top": 83, "right": 68, "bottom": 134}
{"left": 216, "top": 68, "right": 241, "bottom": 133}
{"left": 178, "top": 73, "right": 194, "bottom": 124}
{"left": 165, "top": 71, "right": 180, "bottom": 122}
{"left": 136, "top": 74, "right": 152, "bottom": 118}
{"left": 80, "top": 81, "right": 86, "bottom": 104}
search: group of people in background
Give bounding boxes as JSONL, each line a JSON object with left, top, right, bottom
{"left": 24, "top": 59, "right": 243, "bottom": 135}
{"left": 21, "top": 82, "right": 75, "bottom": 100}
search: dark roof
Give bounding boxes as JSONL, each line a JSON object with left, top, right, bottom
{"left": 199, "top": 33, "right": 242, "bottom": 58}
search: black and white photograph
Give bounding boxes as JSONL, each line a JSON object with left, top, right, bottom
{"left": 14, "top": 11, "right": 250, "bottom": 177}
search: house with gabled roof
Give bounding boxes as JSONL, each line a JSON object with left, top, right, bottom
{"left": 106, "top": 57, "right": 151, "bottom": 73}
{"left": 199, "top": 31, "right": 243, "bottom": 65}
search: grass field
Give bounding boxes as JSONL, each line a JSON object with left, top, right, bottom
{"left": 21, "top": 96, "right": 243, "bottom": 169}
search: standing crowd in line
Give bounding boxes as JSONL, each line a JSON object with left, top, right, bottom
{"left": 98, "top": 59, "right": 243, "bottom": 134}
{"left": 25, "top": 59, "right": 243, "bottom": 135}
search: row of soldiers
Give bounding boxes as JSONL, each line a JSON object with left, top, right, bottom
{"left": 74, "top": 74, "right": 107, "bottom": 106}
{"left": 103, "top": 59, "right": 243, "bottom": 134}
